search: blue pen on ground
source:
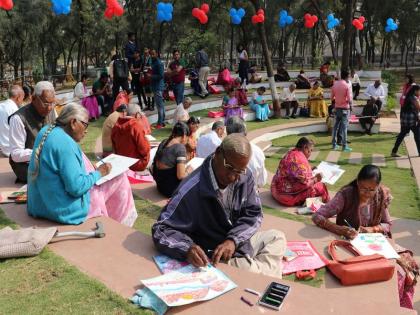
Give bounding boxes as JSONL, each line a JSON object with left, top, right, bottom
{"left": 245, "top": 288, "right": 260, "bottom": 297}
{"left": 240, "top": 296, "right": 254, "bottom": 307}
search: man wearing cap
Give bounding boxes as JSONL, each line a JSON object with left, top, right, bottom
{"left": 152, "top": 134, "right": 286, "bottom": 277}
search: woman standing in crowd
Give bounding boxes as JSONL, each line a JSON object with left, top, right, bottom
{"left": 237, "top": 44, "right": 249, "bottom": 88}
{"left": 400, "top": 74, "right": 416, "bottom": 107}
{"left": 27, "top": 103, "right": 137, "bottom": 226}
{"left": 392, "top": 85, "right": 420, "bottom": 157}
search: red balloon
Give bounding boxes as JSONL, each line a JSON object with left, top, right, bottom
{"left": 304, "top": 13, "right": 311, "bottom": 20}
{"left": 251, "top": 15, "right": 258, "bottom": 25}
{"left": 311, "top": 15, "right": 318, "bottom": 23}
{"left": 192, "top": 8, "right": 200, "bottom": 18}
{"left": 358, "top": 16, "right": 365, "bottom": 23}
{"left": 257, "top": 14, "right": 265, "bottom": 23}
{"left": 305, "top": 21, "right": 315, "bottom": 28}
{"left": 199, "top": 15, "right": 208, "bottom": 24}
{"left": 104, "top": 8, "right": 113, "bottom": 19}
{"left": 200, "top": 3, "right": 209, "bottom": 14}
{"left": 352, "top": 19, "right": 363, "bottom": 29}
{"left": 257, "top": 9, "right": 264, "bottom": 16}
{"left": 0, "top": 0, "right": 13, "bottom": 10}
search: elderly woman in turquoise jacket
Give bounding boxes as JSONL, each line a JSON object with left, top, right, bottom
{"left": 27, "top": 103, "right": 137, "bottom": 226}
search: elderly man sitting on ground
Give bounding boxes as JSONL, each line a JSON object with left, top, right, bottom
{"left": 225, "top": 116, "right": 267, "bottom": 189}
{"left": 152, "top": 134, "right": 286, "bottom": 277}
{"left": 196, "top": 120, "right": 225, "bottom": 158}
{"left": 8, "top": 81, "right": 55, "bottom": 183}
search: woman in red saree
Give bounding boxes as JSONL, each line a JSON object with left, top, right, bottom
{"left": 271, "top": 137, "right": 330, "bottom": 207}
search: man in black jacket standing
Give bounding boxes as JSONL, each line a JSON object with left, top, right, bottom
{"left": 152, "top": 134, "right": 286, "bottom": 277}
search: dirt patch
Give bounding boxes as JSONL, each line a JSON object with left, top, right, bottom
{"left": 380, "top": 111, "right": 397, "bottom": 118}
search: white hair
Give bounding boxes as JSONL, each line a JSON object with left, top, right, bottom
{"left": 183, "top": 97, "right": 192, "bottom": 104}
{"left": 34, "top": 81, "right": 55, "bottom": 96}
{"left": 9, "top": 85, "right": 24, "bottom": 98}
{"left": 127, "top": 103, "right": 141, "bottom": 116}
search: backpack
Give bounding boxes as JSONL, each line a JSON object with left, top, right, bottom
{"left": 113, "top": 59, "right": 129, "bottom": 81}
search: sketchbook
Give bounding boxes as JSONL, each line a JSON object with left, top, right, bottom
{"left": 95, "top": 154, "right": 138, "bottom": 185}
{"left": 313, "top": 161, "right": 345, "bottom": 185}
{"left": 142, "top": 264, "right": 237, "bottom": 307}
{"left": 282, "top": 240, "right": 328, "bottom": 275}
{"left": 350, "top": 233, "right": 400, "bottom": 259}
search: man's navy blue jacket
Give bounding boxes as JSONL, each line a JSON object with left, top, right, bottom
{"left": 152, "top": 155, "right": 263, "bottom": 260}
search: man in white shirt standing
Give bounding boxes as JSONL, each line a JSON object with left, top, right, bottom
{"left": 280, "top": 83, "right": 299, "bottom": 118}
{"left": 225, "top": 116, "right": 268, "bottom": 189}
{"left": 9, "top": 81, "right": 55, "bottom": 183}
{"left": 365, "top": 80, "right": 385, "bottom": 112}
{"left": 196, "top": 120, "right": 224, "bottom": 158}
{"left": 0, "top": 85, "right": 24, "bottom": 157}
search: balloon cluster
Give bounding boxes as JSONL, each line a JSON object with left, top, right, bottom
{"left": 352, "top": 16, "right": 365, "bottom": 30}
{"left": 157, "top": 2, "right": 173, "bottom": 22}
{"left": 229, "top": 7, "right": 245, "bottom": 25}
{"left": 304, "top": 13, "right": 318, "bottom": 28}
{"left": 192, "top": 3, "right": 209, "bottom": 24}
{"left": 251, "top": 9, "right": 265, "bottom": 25}
{"left": 0, "top": 0, "right": 13, "bottom": 10}
{"left": 51, "top": 0, "right": 71, "bottom": 15}
{"left": 104, "top": 0, "right": 124, "bottom": 20}
{"left": 327, "top": 13, "right": 339, "bottom": 30}
{"left": 278, "top": 10, "right": 293, "bottom": 28}
{"left": 385, "top": 18, "right": 398, "bottom": 33}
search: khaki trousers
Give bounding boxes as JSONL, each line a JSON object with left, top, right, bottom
{"left": 198, "top": 66, "right": 210, "bottom": 95}
{"left": 228, "top": 229, "right": 286, "bottom": 278}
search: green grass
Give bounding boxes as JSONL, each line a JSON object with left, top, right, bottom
{"left": 266, "top": 132, "right": 420, "bottom": 220}
{"left": 133, "top": 196, "right": 162, "bottom": 235}
{"left": 80, "top": 117, "right": 106, "bottom": 161}
{"left": 0, "top": 208, "right": 149, "bottom": 315}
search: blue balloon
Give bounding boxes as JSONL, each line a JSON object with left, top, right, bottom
{"left": 385, "top": 26, "right": 391, "bottom": 33}
{"left": 157, "top": 2, "right": 165, "bottom": 11}
{"left": 386, "top": 18, "right": 394, "bottom": 25}
{"left": 229, "top": 8, "right": 236, "bottom": 17}
{"left": 334, "top": 18, "right": 339, "bottom": 26}
{"left": 52, "top": 0, "right": 72, "bottom": 15}
{"left": 280, "top": 10, "right": 287, "bottom": 18}
{"left": 286, "top": 15, "right": 293, "bottom": 24}
{"left": 391, "top": 23, "right": 398, "bottom": 31}
{"left": 327, "top": 13, "right": 334, "bottom": 21}
{"left": 165, "top": 3, "right": 173, "bottom": 12}
{"left": 232, "top": 15, "right": 241, "bottom": 25}
{"left": 238, "top": 8, "right": 245, "bottom": 18}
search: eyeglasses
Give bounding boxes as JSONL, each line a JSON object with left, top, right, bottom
{"left": 36, "top": 95, "right": 55, "bottom": 108}
{"left": 79, "top": 120, "right": 89, "bottom": 129}
{"left": 222, "top": 154, "right": 247, "bottom": 175}
{"left": 357, "top": 182, "right": 378, "bottom": 194}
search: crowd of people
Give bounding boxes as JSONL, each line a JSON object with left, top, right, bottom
{"left": 0, "top": 34, "right": 419, "bottom": 310}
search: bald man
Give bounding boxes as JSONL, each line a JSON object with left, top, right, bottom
{"left": 0, "top": 85, "right": 24, "bottom": 157}
{"left": 152, "top": 134, "right": 286, "bottom": 278}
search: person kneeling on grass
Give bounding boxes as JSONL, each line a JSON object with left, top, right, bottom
{"left": 152, "top": 134, "right": 286, "bottom": 278}
{"left": 312, "top": 165, "right": 418, "bottom": 310}
{"left": 250, "top": 87, "right": 270, "bottom": 121}
{"left": 27, "top": 103, "right": 138, "bottom": 226}
{"left": 271, "top": 137, "right": 330, "bottom": 207}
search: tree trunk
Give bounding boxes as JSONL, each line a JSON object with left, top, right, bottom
{"left": 41, "top": 45, "right": 46, "bottom": 77}
{"left": 412, "top": 35, "right": 417, "bottom": 67}
{"left": 230, "top": 24, "right": 234, "bottom": 71}
{"left": 251, "top": 0, "right": 280, "bottom": 117}
{"left": 341, "top": 0, "right": 355, "bottom": 71}
{"left": 20, "top": 42, "right": 25, "bottom": 81}
{"left": 379, "top": 36, "right": 386, "bottom": 66}
{"left": 310, "top": 0, "right": 338, "bottom": 64}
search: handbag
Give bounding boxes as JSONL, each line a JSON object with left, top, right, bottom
{"left": 327, "top": 240, "right": 395, "bottom": 286}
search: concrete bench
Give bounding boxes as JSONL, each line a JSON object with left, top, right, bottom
{"left": 0, "top": 203, "right": 412, "bottom": 315}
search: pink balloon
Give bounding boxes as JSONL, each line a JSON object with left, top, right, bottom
{"left": 200, "top": 3, "right": 209, "bottom": 14}
{"left": 359, "top": 16, "right": 365, "bottom": 23}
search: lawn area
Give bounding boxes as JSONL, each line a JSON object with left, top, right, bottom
{"left": 0, "top": 208, "right": 149, "bottom": 315}
{"left": 265, "top": 132, "right": 420, "bottom": 220}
